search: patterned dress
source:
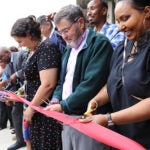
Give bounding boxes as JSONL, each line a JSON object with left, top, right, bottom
{"left": 24, "top": 39, "right": 62, "bottom": 150}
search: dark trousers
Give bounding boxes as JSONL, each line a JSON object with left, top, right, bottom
{"left": 12, "top": 102, "right": 24, "bottom": 143}
{"left": 0, "top": 101, "right": 13, "bottom": 128}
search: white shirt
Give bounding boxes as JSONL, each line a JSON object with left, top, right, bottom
{"left": 62, "top": 29, "right": 89, "bottom": 100}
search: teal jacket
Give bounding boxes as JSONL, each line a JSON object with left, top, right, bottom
{"left": 52, "top": 28, "right": 113, "bottom": 115}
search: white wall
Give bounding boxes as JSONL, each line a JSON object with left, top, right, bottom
{"left": 0, "top": 0, "right": 76, "bottom": 47}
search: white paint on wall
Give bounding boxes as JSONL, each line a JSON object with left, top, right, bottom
{"left": 0, "top": 0, "right": 76, "bottom": 47}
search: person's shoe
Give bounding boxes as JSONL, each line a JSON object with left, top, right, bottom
{"left": 11, "top": 129, "right": 15, "bottom": 134}
{"left": 7, "top": 142, "right": 26, "bottom": 150}
{"left": 10, "top": 126, "right": 14, "bottom": 129}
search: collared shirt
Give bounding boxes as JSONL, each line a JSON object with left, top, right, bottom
{"left": 49, "top": 27, "right": 66, "bottom": 54}
{"left": 62, "top": 29, "right": 89, "bottom": 100}
{"left": 98, "top": 22, "right": 125, "bottom": 50}
{"left": 49, "top": 26, "right": 55, "bottom": 38}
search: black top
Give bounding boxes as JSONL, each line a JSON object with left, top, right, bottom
{"left": 107, "top": 31, "right": 150, "bottom": 148}
{"left": 24, "top": 39, "right": 61, "bottom": 102}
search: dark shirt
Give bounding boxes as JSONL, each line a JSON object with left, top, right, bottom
{"left": 107, "top": 31, "right": 150, "bottom": 148}
{"left": 24, "top": 39, "right": 61, "bottom": 101}
{"left": 24, "top": 39, "right": 62, "bottom": 149}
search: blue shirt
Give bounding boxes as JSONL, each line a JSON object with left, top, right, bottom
{"left": 99, "top": 22, "right": 125, "bottom": 50}
{"left": 50, "top": 29, "right": 66, "bottom": 54}
{"left": 1, "top": 72, "right": 8, "bottom": 81}
{"left": 0, "top": 72, "right": 8, "bottom": 101}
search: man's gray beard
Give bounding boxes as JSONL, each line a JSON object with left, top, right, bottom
{"left": 67, "top": 34, "right": 83, "bottom": 49}
{"left": 67, "top": 41, "right": 77, "bottom": 49}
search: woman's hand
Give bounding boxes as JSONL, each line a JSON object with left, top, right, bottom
{"left": 24, "top": 107, "right": 35, "bottom": 122}
{"left": 82, "top": 99, "right": 98, "bottom": 118}
{"left": 87, "top": 99, "right": 98, "bottom": 113}
{"left": 79, "top": 114, "right": 108, "bottom": 127}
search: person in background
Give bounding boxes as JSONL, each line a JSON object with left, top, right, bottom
{"left": 0, "top": 62, "right": 13, "bottom": 130}
{"left": 37, "top": 15, "right": 66, "bottom": 54}
{"left": 80, "top": 0, "right": 150, "bottom": 149}
{"left": 0, "top": 47, "right": 27, "bottom": 150}
{"left": 87, "top": 0, "right": 125, "bottom": 50}
{"left": 2, "top": 46, "right": 18, "bottom": 134}
{"left": 10, "top": 16, "right": 62, "bottom": 150}
{"left": 0, "top": 46, "right": 18, "bottom": 133}
{"left": 45, "top": 4, "right": 113, "bottom": 150}
{"left": 9, "top": 46, "right": 18, "bottom": 52}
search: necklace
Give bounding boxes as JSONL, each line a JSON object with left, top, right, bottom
{"left": 122, "top": 39, "right": 138, "bottom": 84}
{"left": 128, "top": 41, "right": 138, "bottom": 58}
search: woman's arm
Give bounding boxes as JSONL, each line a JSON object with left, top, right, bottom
{"left": 30, "top": 68, "right": 58, "bottom": 106}
{"left": 111, "top": 97, "right": 150, "bottom": 125}
{"left": 80, "top": 97, "right": 150, "bottom": 126}
{"left": 85, "top": 84, "right": 110, "bottom": 113}
{"left": 91, "top": 84, "right": 110, "bottom": 107}
{"left": 24, "top": 68, "right": 58, "bottom": 122}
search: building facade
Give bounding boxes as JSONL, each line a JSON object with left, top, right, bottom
{"left": 76, "top": 0, "right": 116, "bottom": 23}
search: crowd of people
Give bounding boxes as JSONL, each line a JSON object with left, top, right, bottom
{"left": 0, "top": 0, "right": 150, "bottom": 150}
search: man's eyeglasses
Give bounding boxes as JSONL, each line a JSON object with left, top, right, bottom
{"left": 58, "top": 17, "right": 79, "bottom": 36}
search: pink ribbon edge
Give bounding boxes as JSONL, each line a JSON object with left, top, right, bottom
{"left": 0, "top": 91, "right": 145, "bottom": 150}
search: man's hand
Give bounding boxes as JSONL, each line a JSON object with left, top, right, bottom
{"left": 5, "top": 101, "right": 13, "bottom": 106}
{"left": 9, "top": 73, "right": 17, "bottom": 84}
{"left": 45, "top": 104, "right": 63, "bottom": 112}
{"left": 46, "top": 12, "right": 56, "bottom": 21}
{"left": 1, "top": 95, "right": 17, "bottom": 102}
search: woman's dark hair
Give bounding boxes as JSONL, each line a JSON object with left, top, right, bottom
{"left": 11, "top": 16, "right": 41, "bottom": 41}
{"left": 117, "top": 0, "right": 150, "bottom": 11}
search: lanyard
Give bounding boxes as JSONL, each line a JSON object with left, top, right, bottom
{"left": 121, "top": 38, "right": 127, "bottom": 85}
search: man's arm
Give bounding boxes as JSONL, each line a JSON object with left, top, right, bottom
{"left": 60, "top": 36, "right": 113, "bottom": 115}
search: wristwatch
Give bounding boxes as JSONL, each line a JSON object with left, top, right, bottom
{"left": 107, "top": 113, "right": 114, "bottom": 126}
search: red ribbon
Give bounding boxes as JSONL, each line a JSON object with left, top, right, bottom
{"left": 1, "top": 91, "right": 146, "bottom": 150}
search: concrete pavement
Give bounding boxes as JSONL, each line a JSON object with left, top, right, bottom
{"left": 0, "top": 127, "right": 26, "bottom": 150}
